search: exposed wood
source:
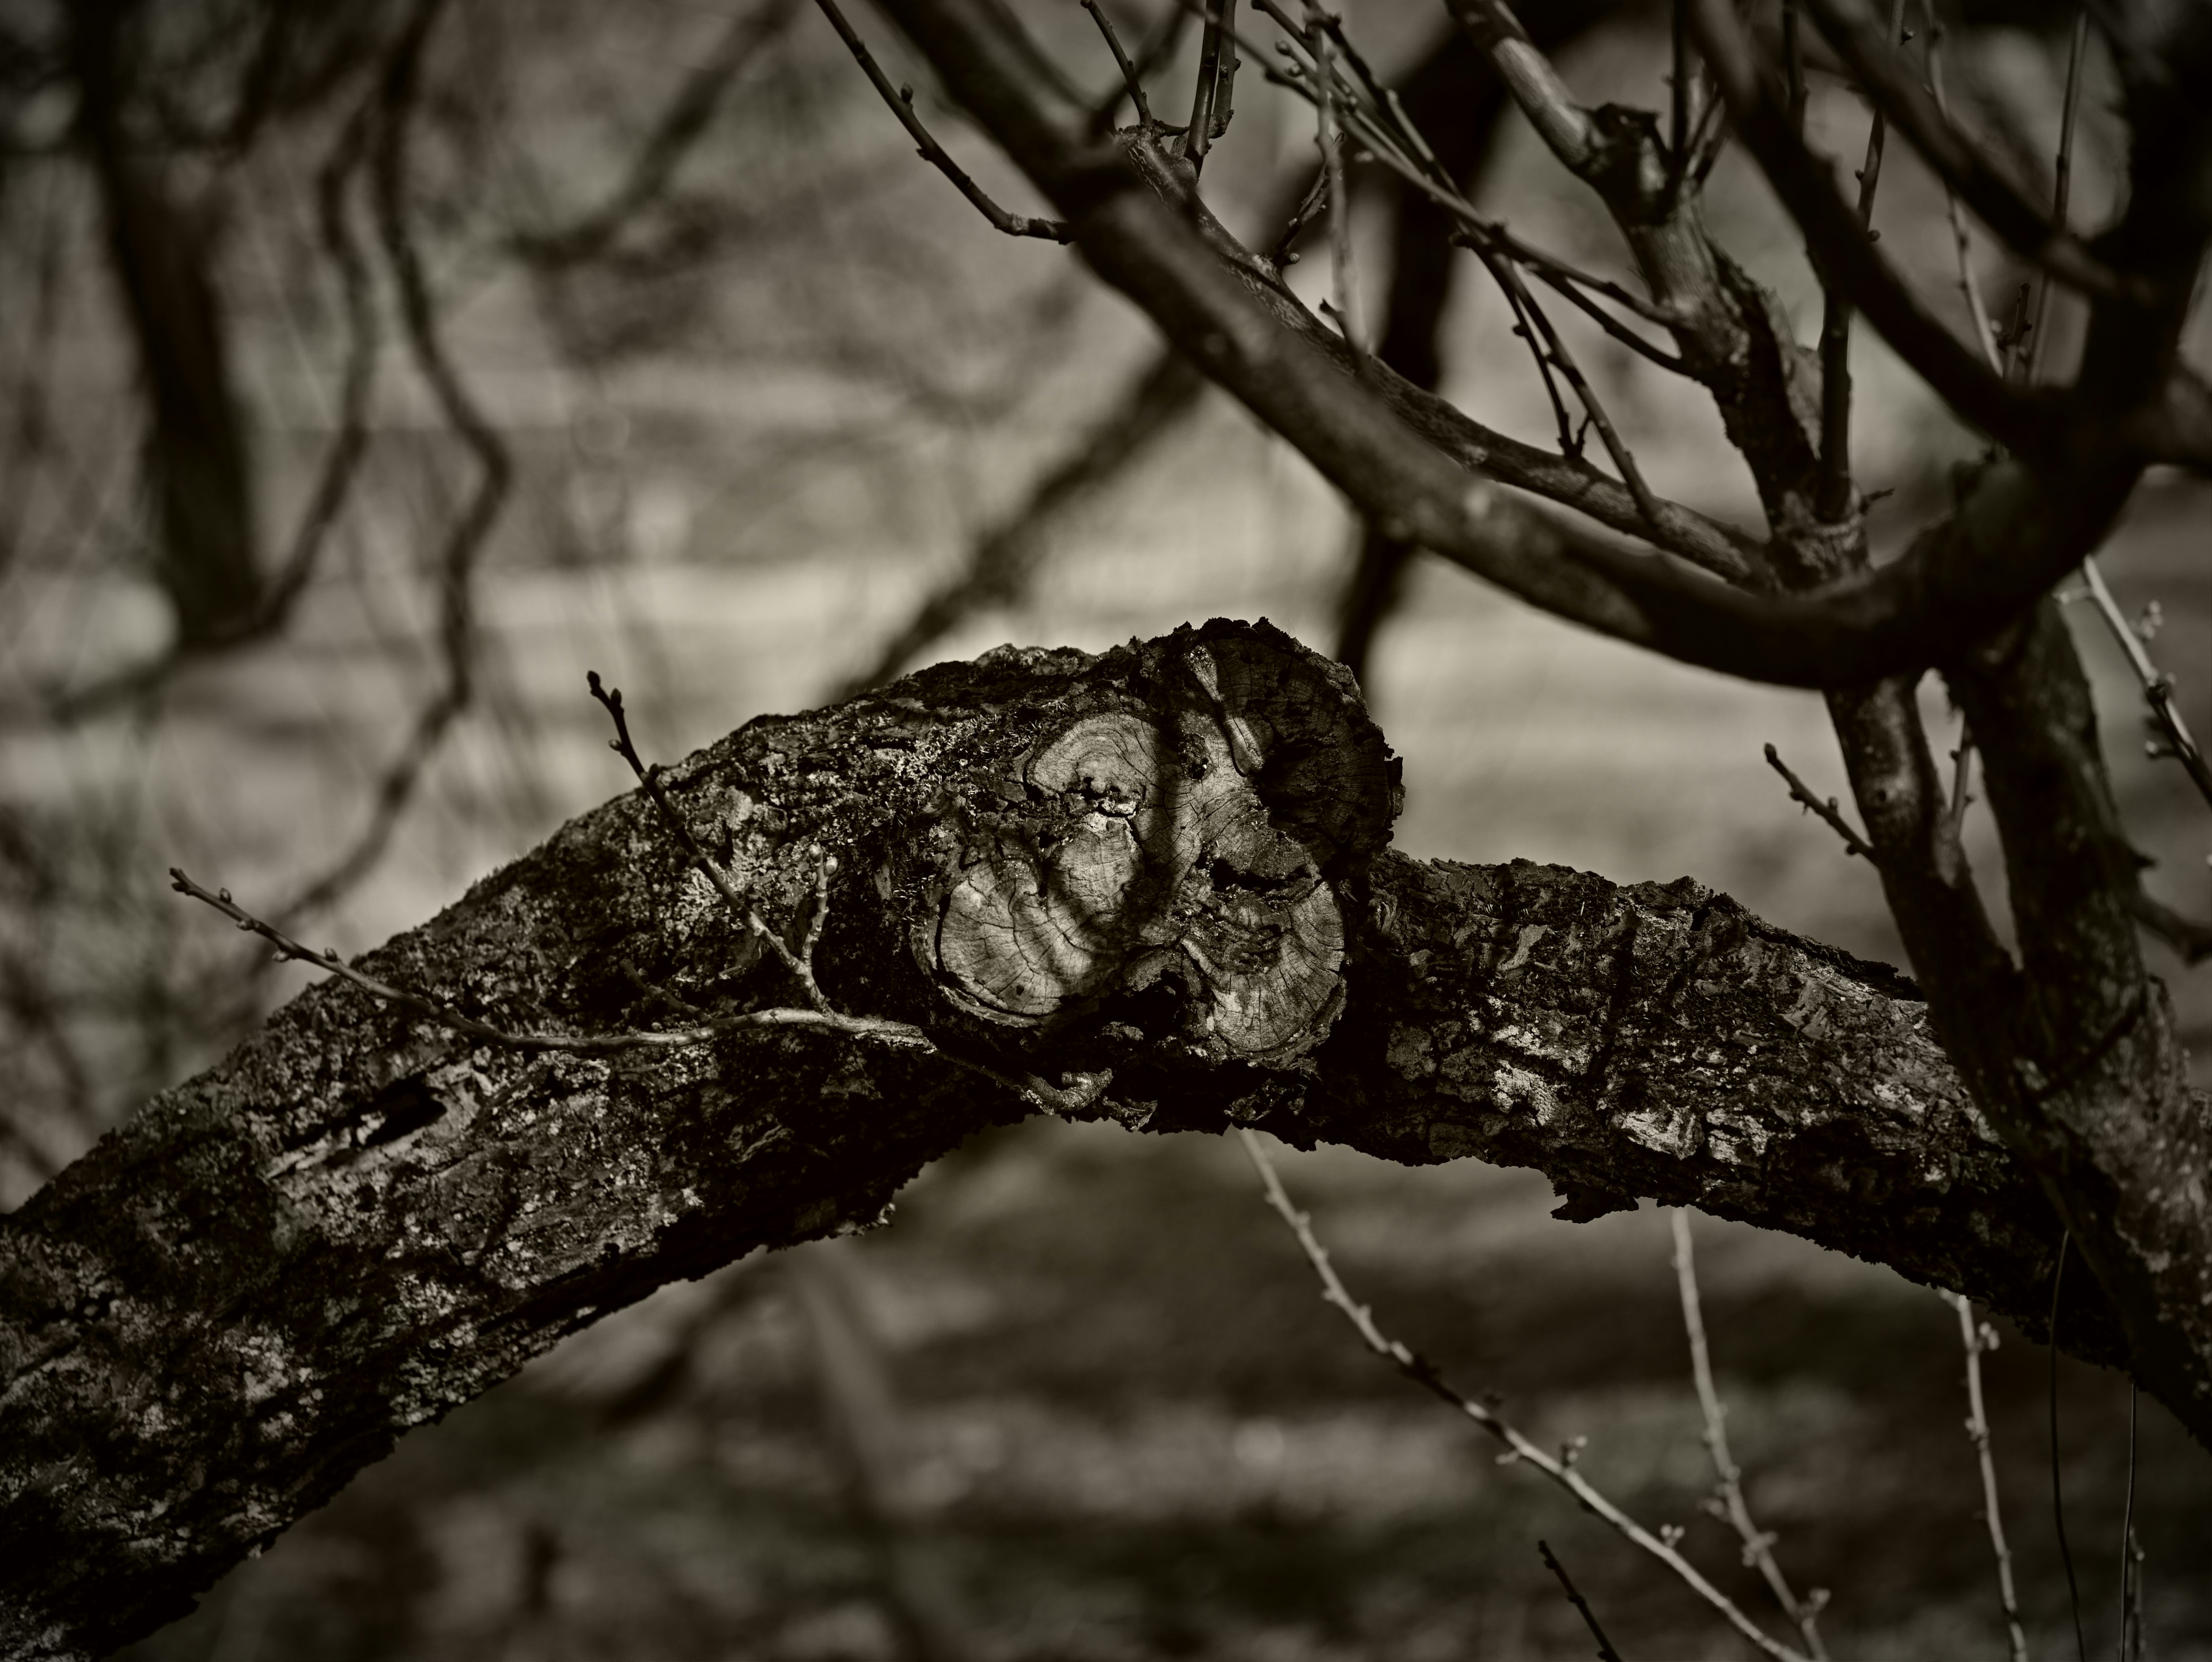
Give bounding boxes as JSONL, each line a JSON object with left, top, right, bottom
{"left": 1, "top": 622, "right": 2161, "bottom": 1661}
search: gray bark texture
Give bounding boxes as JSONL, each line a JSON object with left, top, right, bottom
{"left": 0, "top": 621, "right": 2107, "bottom": 1660}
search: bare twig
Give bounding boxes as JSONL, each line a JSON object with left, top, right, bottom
{"left": 1687, "top": 0, "right": 2054, "bottom": 461}
{"left": 1764, "top": 744, "right": 1879, "bottom": 861}
{"left": 835, "top": 350, "right": 1206, "bottom": 696}
{"left": 1081, "top": 0, "right": 1154, "bottom": 129}
{"left": 581, "top": 673, "right": 1112, "bottom": 1115}
{"left": 1538, "top": 1540, "right": 1626, "bottom": 1662}
{"left": 1815, "top": 0, "right": 1908, "bottom": 523}
{"left": 1235, "top": 1130, "right": 1812, "bottom": 1662}
{"left": 2127, "top": 889, "right": 2212, "bottom": 966}
{"left": 510, "top": 0, "right": 803, "bottom": 266}
{"left": 283, "top": 0, "right": 514, "bottom": 923}
{"left": 1942, "top": 1290, "right": 2028, "bottom": 1662}
{"left": 812, "top": 0, "right": 1071, "bottom": 240}
{"left": 1088, "top": 0, "right": 1191, "bottom": 134}
{"left": 1183, "top": 0, "right": 1238, "bottom": 168}
{"left": 2023, "top": 10, "right": 2089, "bottom": 383}
{"left": 1305, "top": 7, "right": 1368, "bottom": 372}
{"left": 1921, "top": 7, "right": 2002, "bottom": 373}
{"left": 1946, "top": 725, "right": 1976, "bottom": 842}
{"left": 170, "top": 868, "right": 911, "bottom": 1055}
{"left": 1671, "top": 1212, "right": 1831, "bottom": 1660}
{"left": 1798, "top": 0, "right": 2139, "bottom": 306}
{"left": 2050, "top": 1233, "right": 2091, "bottom": 1662}
{"left": 588, "top": 671, "right": 828, "bottom": 1009}
{"left": 2078, "top": 558, "right": 2212, "bottom": 812}
{"left": 173, "top": 673, "right": 1114, "bottom": 1122}
{"left": 2115, "top": 1383, "right": 2138, "bottom": 1662}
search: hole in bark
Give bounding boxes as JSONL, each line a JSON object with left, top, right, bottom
{"left": 361, "top": 1080, "right": 445, "bottom": 1147}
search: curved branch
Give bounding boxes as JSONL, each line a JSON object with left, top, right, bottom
{"left": 872, "top": 0, "right": 2153, "bottom": 688}
{"left": 1798, "top": 0, "right": 2146, "bottom": 304}
{"left": 0, "top": 622, "right": 2161, "bottom": 1661}
{"left": 1684, "top": 0, "right": 2056, "bottom": 458}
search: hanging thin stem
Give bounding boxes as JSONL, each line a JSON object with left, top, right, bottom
{"left": 1945, "top": 1290, "right": 2029, "bottom": 1662}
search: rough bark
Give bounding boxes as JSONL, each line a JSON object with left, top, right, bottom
{"left": 0, "top": 621, "right": 2145, "bottom": 1661}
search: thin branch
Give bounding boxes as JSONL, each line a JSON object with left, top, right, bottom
{"left": 1538, "top": 1540, "right": 1627, "bottom": 1662}
{"left": 509, "top": 0, "right": 803, "bottom": 266}
{"left": 169, "top": 869, "right": 911, "bottom": 1055}
{"left": 2115, "top": 1383, "right": 2138, "bottom": 1662}
{"left": 2078, "top": 558, "right": 2212, "bottom": 811}
{"left": 1080, "top": 0, "right": 1153, "bottom": 129}
{"left": 2127, "top": 889, "right": 2212, "bottom": 966}
{"left": 2023, "top": 9, "right": 2089, "bottom": 382}
{"left": 588, "top": 671, "right": 828, "bottom": 1009}
{"left": 1446, "top": 0, "right": 1598, "bottom": 174}
{"left": 1687, "top": 0, "right": 2055, "bottom": 461}
{"left": 1946, "top": 724, "right": 1976, "bottom": 842}
{"left": 1943, "top": 1290, "right": 2028, "bottom": 1662}
{"left": 888, "top": 0, "right": 2150, "bottom": 686}
{"left": 1088, "top": 0, "right": 1190, "bottom": 135}
{"left": 2051, "top": 1234, "right": 2091, "bottom": 1662}
{"left": 812, "top": 0, "right": 1071, "bottom": 241}
{"left": 283, "top": 0, "right": 514, "bottom": 923}
{"left": 1183, "top": 0, "right": 1238, "bottom": 168}
{"left": 1671, "top": 1212, "right": 1831, "bottom": 1660}
{"left": 835, "top": 349, "right": 1206, "bottom": 697}
{"left": 1468, "top": 234, "right": 1580, "bottom": 456}
{"left": 1815, "top": 0, "right": 1907, "bottom": 523}
{"left": 1797, "top": 0, "right": 2140, "bottom": 306}
{"left": 1764, "top": 744, "right": 1880, "bottom": 860}
{"left": 1922, "top": 6, "right": 2003, "bottom": 373}
{"left": 1234, "top": 1130, "right": 1812, "bottom": 1662}
{"left": 1305, "top": 6, "right": 1368, "bottom": 372}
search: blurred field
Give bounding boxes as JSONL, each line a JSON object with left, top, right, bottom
{"left": 2, "top": 0, "right": 2207, "bottom": 1655}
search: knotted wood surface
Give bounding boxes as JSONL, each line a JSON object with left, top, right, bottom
{"left": 1, "top": 620, "right": 2088, "bottom": 1661}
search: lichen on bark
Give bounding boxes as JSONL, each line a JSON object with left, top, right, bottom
{"left": 0, "top": 620, "right": 2104, "bottom": 1661}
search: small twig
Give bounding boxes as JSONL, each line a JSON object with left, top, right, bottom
{"left": 1815, "top": 0, "right": 1908, "bottom": 523}
{"left": 1183, "top": 0, "right": 1239, "bottom": 168}
{"left": 2127, "top": 888, "right": 2212, "bottom": 966}
{"left": 1539, "top": 1540, "right": 1626, "bottom": 1662}
{"left": 169, "top": 869, "right": 911, "bottom": 1055}
{"left": 1235, "top": 1131, "right": 1811, "bottom": 1662}
{"left": 1947, "top": 724, "right": 1976, "bottom": 842}
{"left": 1944, "top": 1290, "right": 2028, "bottom": 1662}
{"left": 1672, "top": 1213, "right": 1830, "bottom": 1660}
{"left": 2024, "top": 9, "right": 2089, "bottom": 384}
{"left": 812, "top": 0, "right": 1071, "bottom": 241}
{"left": 1267, "top": 168, "right": 1331, "bottom": 268}
{"left": 2115, "top": 1383, "right": 2138, "bottom": 1662}
{"left": 588, "top": 671, "right": 828, "bottom": 1009}
{"left": 509, "top": 0, "right": 802, "bottom": 266}
{"left": 1080, "top": 0, "right": 1153, "bottom": 129}
{"left": 2051, "top": 1233, "right": 2091, "bottom": 1662}
{"left": 1305, "top": 5, "right": 1369, "bottom": 372}
{"left": 2079, "top": 558, "right": 2212, "bottom": 812}
{"left": 1089, "top": 0, "right": 1191, "bottom": 134}
{"left": 1922, "top": 7, "right": 2002, "bottom": 374}
{"left": 1764, "top": 744, "right": 1878, "bottom": 861}
{"left": 283, "top": 0, "right": 513, "bottom": 924}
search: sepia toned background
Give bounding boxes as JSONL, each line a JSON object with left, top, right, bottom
{"left": 1, "top": 0, "right": 2207, "bottom": 1655}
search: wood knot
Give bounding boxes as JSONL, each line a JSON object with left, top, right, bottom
{"left": 930, "top": 626, "right": 1396, "bottom": 1063}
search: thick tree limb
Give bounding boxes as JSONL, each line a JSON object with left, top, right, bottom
{"left": 1, "top": 622, "right": 2169, "bottom": 1661}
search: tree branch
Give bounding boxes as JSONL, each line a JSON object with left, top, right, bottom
{"left": 1797, "top": 0, "right": 2143, "bottom": 305}
{"left": 869, "top": 0, "right": 2156, "bottom": 687}
{"left": 0, "top": 622, "right": 2171, "bottom": 1660}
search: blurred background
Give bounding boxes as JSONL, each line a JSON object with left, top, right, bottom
{"left": 1, "top": 0, "right": 2207, "bottom": 1654}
